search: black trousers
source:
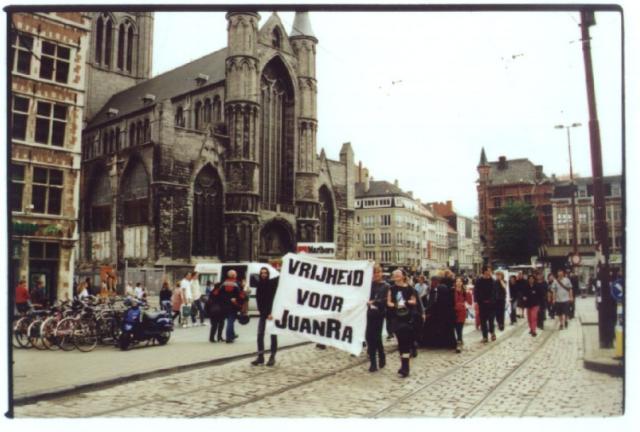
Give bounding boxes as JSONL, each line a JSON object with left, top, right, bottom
{"left": 257, "top": 314, "right": 277, "bottom": 356}
{"left": 454, "top": 322, "right": 464, "bottom": 342}
{"left": 479, "top": 303, "right": 496, "bottom": 339}
{"left": 537, "top": 300, "right": 547, "bottom": 329}
{"left": 209, "top": 315, "right": 225, "bottom": 341}
{"left": 509, "top": 298, "right": 518, "bottom": 324}
{"left": 495, "top": 300, "right": 506, "bottom": 330}
{"left": 366, "top": 316, "right": 385, "bottom": 358}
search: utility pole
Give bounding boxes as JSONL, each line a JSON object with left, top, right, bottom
{"left": 579, "top": 9, "right": 614, "bottom": 348}
{"left": 554, "top": 123, "right": 581, "bottom": 259}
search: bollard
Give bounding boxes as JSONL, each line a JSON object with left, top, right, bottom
{"left": 614, "top": 304, "right": 623, "bottom": 358}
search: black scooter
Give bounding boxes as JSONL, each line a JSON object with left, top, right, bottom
{"left": 118, "top": 299, "right": 173, "bottom": 350}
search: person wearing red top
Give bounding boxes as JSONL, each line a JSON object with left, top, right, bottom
{"left": 15, "top": 279, "right": 30, "bottom": 314}
{"left": 453, "top": 277, "right": 472, "bottom": 353}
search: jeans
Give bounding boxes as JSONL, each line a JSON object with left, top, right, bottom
{"left": 226, "top": 312, "right": 237, "bottom": 341}
{"left": 257, "top": 314, "right": 277, "bottom": 357}
{"left": 192, "top": 299, "right": 205, "bottom": 324}
{"left": 509, "top": 298, "right": 519, "bottom": 323}
{"left": 479, "top": 303, "right": 495, "bottom": 339}
{"left": 161, "top": 300, "right": 172, "bottom": 315}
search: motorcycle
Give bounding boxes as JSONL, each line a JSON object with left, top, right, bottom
{"left": 118, "top": 299, "right": 173, "bottom": 350}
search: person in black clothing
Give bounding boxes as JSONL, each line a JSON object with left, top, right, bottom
{"left": 474, "top": 266, "right": 497, "bottom": 343}
{"left": 534, "top": 272, "right": 548, "bottom": 330}
{"left": 217, "top": 271, "right": 244, "bottom": 343}
{"left": 159, "top": 281, "right": 172, "bottom": 315}
{"left": 366, "top": 264, "right": 389, "bottom": 372}
{"left": 387, "top": 269, "right": 418, "bottom": 378}
{"left": 251, "top": 267, "right": 279, "bottom": 366}
{"left": 515, "top": 272, "right": 528, "bottom": 318}
{"left": 421, "top": 274, "right": 456, "bottom": 349}
{"left": 494, "top": 271, "right": 507, "bottom": 331}
{"left": 406, "top": 270, "right": 425, "bottom": 358}
{"left": 521, "top": 274, "right": 544, "bottom": 336}
{"left": 508, "top": 275, "right": 518, "bottom": 324}
{"left": 568, "top": 270, "right": 579, "bottom": 319}
{"left": 206, "top": 282, "right": 225, "bottom": 342}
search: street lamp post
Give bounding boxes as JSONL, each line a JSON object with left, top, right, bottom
{"left": 555, "top": 122, "right": 582, "bottom": 260}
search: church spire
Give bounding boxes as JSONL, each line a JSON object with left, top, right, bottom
{"left": 479, "top": 147, "right": 488, "bottom": 167}
{"left": 290, "top": 11, "right": 315, "bottom": 38}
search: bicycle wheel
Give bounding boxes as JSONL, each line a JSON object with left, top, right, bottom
{"left": 41, "top": 316, "right": 61, "bottom": 350}
{"left": 14, "top": 317, "right": 32, "bottom": 349}
{"left": 55, "top": 317, "right": 76, "bottom": 351}
{"left": 74, "top": 320, "right": 97, "bottom": 352}
{"left": 12, "top": 319, "right": 23, "bottom": 348}
{"left": 27, "top": 319, "right": 46, "bottom": 350}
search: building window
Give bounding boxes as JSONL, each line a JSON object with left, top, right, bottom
{"left": 194, "top": 101, "right": 202, "bottom": 130}
{"left": 129, "top": 123, "right": 136, "bottom": 146}
{"left": 143, "top": 119, "right": 150, "bottom": 142}
{"left": 117, "top": 23, "right": 126, "bottom": 69}
{"left": 11, "top": 164, "right": 25, "bottom": 212}
{"left": 272, "top": 28, "right": 281, "bottom": 49}
{"left": 35, "top": 101, "right": 67, "bottom": 146}
{"left": 29, "top": 242, "right": 60, "bottom": 260}
{"left": 39, "top": 41, "right": 71, "bottom": 83}
{"left": 126, "top": 25, "right": 134, "bottom": 72}
{"left": 115, "top": 127, "right": 121, "bottom": 151}
{"left": 380, "top": 214, "right": 391, "bottom": 226}
{"left": 203, "top": 98, "right": 212, "bottom": 124}
{"left": 12, "top": 96, "right": 29, "bottom": 141}
{"left": 493, "top": 197, "right": 502, "bottom": 208}
{"left": 136, "top": 120, "right": 142, "bottom": 145}
{"left": 175, "top": 106, "right": 185, "bottom": 127}
{"left": 611, "top": 183, "right": 621, "bottom": 197}
{"left": 11, "top": 33, "right": 34, "bottom": 75}
{"left": 32, "top": 167, "right": 63, "bottom": 215}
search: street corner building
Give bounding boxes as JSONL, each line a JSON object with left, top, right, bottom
{"left": 76, "top": 11, "right": 355, "bottom": 285}
{"left": 9, "top": 12, "right": 92, "bottom": 303}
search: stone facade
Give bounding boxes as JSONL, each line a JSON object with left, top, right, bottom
{"left": 78, "top": 12, "right": 354, "bottom": 284}
{"left": 9, "top": 12, "right": 91, "bottom": 301}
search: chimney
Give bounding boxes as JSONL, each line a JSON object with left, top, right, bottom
{"left": 498, "top": 156, "right": 507, "bottom": 170}
{"left": 447, "top": 200, "right": 452, "bottom": 211}
{"left": 358, "top": 161, "right": 362, "bottom": 183}
{"left": 394, "top": 179, "right": 399, "bottom": 187}
{"left": 364, "top": 174, "right": 370, "bottom": 193}
{"left": 535, "top": 165, "right": 543, "bottom": 180}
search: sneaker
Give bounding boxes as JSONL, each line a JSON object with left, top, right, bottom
{"left": 251, "top": 357, "right": 264, "bottom": 366}
{"left": 369, "top": 364, "right": 378, "bottom": 372}
{"left": 491, "top": 334, "right": 496, "bottom": 341}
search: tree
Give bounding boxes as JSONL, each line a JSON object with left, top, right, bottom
{"left": 493, "top": 201, "right": 541, "bottom": 265}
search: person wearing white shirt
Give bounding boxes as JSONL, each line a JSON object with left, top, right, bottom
{"left": 134, "top": 282, "right": 145, "bottom": 300}
{"left": 180, "top": 272, "right": 193, "bottom": 327}
{"left": 190, "top": 272, "right": 206, "bottom": 326}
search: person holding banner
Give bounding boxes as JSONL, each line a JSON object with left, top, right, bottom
{"left": 387, "top": 269, "right": 419, "bottom": 378}
{"left": 251, "top": 267, "right": 279, "bottom": 366}
{"left": 366, "top": 264, "right": 389, "bottom": 372}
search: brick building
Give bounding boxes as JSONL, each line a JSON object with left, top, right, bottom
{"left": 77, "top": 12, "right": 354, "bottom": 284}
{"left": 9, "top": 12, "right": 92, "bottom": 301}
{"left": 476, "top": 148, "right": 554, "bottom": 265}
{"left": 547, "top": 175, "right": 623, "bottom": 279}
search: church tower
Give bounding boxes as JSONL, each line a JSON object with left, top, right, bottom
{"left": 477, "top": 147, "right": 491, "bottom": 263}
{"left": 224, "top": 11, "right": 261, "bottom": 261}
{"left": 85, "top": 12, "right": 154, "bottom": 123}
{"left": 290, "top": 12, "right": 320, "bottom": 242}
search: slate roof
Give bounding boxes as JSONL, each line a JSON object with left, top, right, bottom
{"left": 355, "top": 180, "right": 412, "bottom": 199}
{"left": 87, "top": 47, "right": 228, "bottom": 129}
{"left": 487, "top": 158, "right": 548, "bottom": 184}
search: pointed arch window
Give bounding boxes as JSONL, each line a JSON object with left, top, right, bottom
{"left": 87, "top": 170, "right": 111, "bottom": 232}
{"left": 126, "top": 26, "right": 134, "bottom": 72}
{"left": 115, "top": 127, "right": 121, "bottom": 151}
{"left": 104, "top": 18, "right": 113, "bottom": 67}
{"left": 95, "top": 17, "right": 104, "bottom": 63}
{"left": 121, "top": 160, "right": 149, "bottom": 226}
{"left": 192, "top": 166, "right": 223, "bottom": 256}
{"left": 117, "top": 24, "right": 125, "bottom": 69}
{"left": 129, "top": 123, "right": 136, "bottom": 146}
{"left": 136, "top": 121, "right": 143, "bottom": 145}
{"left": 175, "top": 106, "right": 185, "bottom": 127}
{"left": 194, "top": 101, "right": 203, "bottom": 130}
{"left": 213, "top": 97, "right": 221, "bottom": 123}
{"left": 203, "top": 98, "right": 212, "bottom": 125}
{"left": 143, "top": 118, "right": 150, "bottom": 142}
{"left": 272, "top": 28, "right": 282, "bottom": 49}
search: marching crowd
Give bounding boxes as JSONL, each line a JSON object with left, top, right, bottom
{"left": 365, "top": 265, "right": 580, "bottom": 378}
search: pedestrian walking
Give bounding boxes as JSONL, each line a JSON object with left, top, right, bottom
{"left": 568, "top": 270, "right": 580, "bottom": 320}
{"left": 219, "top": 270, "right": 244, "bottom": 344}
{"left": 514, "top": 272, "right": 528, "bottom": 319}
{"left": 190, "top": 271, "right": 206, "bottom": 326}
{"left": 414, "top": 275, "right": 428, "bottom": 298}
{"left": 159, "top": 281, "right": 172, "bottom": 315}
{"left": 550, "top": 270, "right": 573, "bottom": 330}
{"left": 474, "top": 266, "right": 497, "bottom": 343}
{"left": 251, "top": 267, "right": 279, "bottom": 366}
{"left": 180, "top": 272, "right": 193, "bottom": 328}
{"left": 521, "top": 274, "right": 543, "bottom": 336}
{"left": 207, "top": 283, "right": 225, "bottom": 342}
{"left": 366, "top": 264, "right": 389, "bottom": 372}
{"left": 494, "top": 271, "right": 507, "bottom": 331}
{"left": 453, "top": 277, "right": 471, "bottom": 353}
{"left": 421, "top": 274, "right": 456, "bottom": 350}
{"left": 534, "top": 272, "right": 548, "bottom": 330}
{"left": 387, "top": 269, "right": 418, "bottom": 378}
{"left": 547, "top": 273, "right": 556, "bottom": 319}
{"left": 15, "top": 279, "right": 30, "bottom": 314}
{"left": 171, "top": 282, "right": 184, "bottom": 325}
{"left": 508, "top": 274, "right": 518, "bottom": 324}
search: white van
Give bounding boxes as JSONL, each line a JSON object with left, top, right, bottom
{"left": 193, "top": 262, "right": 280, "bottom": 313}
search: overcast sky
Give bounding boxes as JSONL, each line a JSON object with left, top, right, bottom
{"left": 152, "top": 9, "right": 622, "bottom": 217}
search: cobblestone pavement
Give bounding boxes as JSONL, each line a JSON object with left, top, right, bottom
{"left": 13, "top": 299, "right": 622, "bottom": 418}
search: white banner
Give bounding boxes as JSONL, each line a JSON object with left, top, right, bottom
{"left": 266, "top": 253, "right": 373, "bottom": 355}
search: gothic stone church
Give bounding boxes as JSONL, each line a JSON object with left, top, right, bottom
{"left": 79, "top": 11, "right": 355, "bottom": 279}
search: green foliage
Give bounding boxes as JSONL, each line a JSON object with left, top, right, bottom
{"left": 493, "top": 201, "right": 541, "bottom": 265}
